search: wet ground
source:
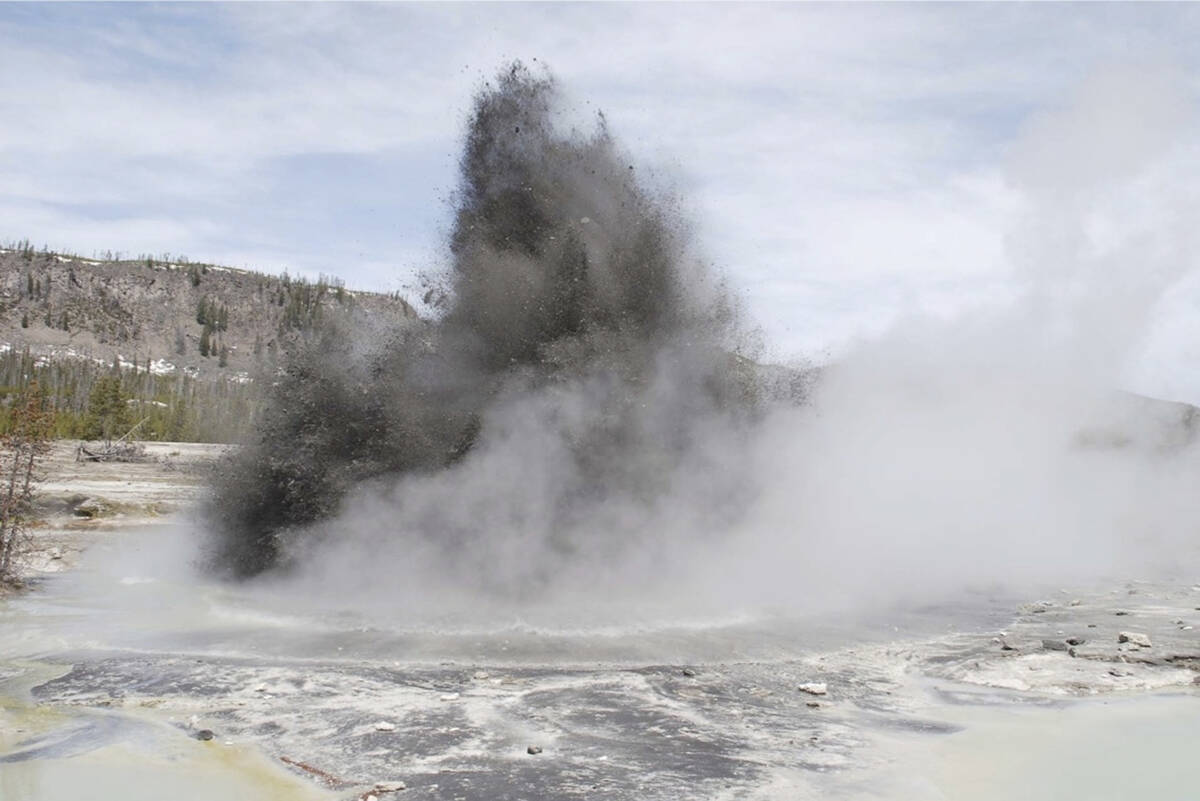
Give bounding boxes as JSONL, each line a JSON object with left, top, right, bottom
{"left": 3, "top": 447, "right": 1200, "bottom": 799}
{"left": 3, "top": 521, "right": 1199, "bottom": 800}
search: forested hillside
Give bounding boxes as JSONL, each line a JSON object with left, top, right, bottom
{"left": 0, "top": 241, "right": 417, "bottom": 442}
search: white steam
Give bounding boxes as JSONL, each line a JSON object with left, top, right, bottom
{"left": 277, "top": 66, "right": 1200, "bottom": 627}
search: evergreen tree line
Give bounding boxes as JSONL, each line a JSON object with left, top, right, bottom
{"left": 0, "top": 348, "right": 259, "bottom": 443}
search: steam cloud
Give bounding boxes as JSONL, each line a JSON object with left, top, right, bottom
{"left": 205, "top": 63, "right": 765, "bottom": 591}
{"left": 206, "top": 63, "right": 1200, "bottom": 624}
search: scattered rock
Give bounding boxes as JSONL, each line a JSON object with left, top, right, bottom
{"left": 73, "top": 497, "right": 106, "bottom": 518}
{"left": 193, "top": 729, "right": 215, "bottom": 741}
{"left": 374, "top": 781, "right": 407, "bottom": 792}
{"left": 439, "top": 693, "right": 460, "bottom": 702}
{"left": 1183, "top": 626, "right": 1194, "bottom": 631}
{"left": 681, "top": 667, "right": 697, "bottom": 677}
{"left": 1065, "top": 637, "right": 1087, "bottom": 646}
{"left": 805, "top": 701, "right": 821, "bottom": 708}
{"left": 997, "top": 638, "right": 1017, "bottom": 652}
{"left": 1118, "top": 631, "right": 1152, "bottom": 648}
{"left": 472, "top": 671, "right": 489, "bottom": 680}
{"left": 527, "top": 745, "right": 543, "bottom": 755}
{"left": 1193, "top": 675, "right": 1200, "bottom": 686}
{"left": 1114, "top": 610, "right": 1130, "bottom": 616}
{"left": 1041, "top": 639, "right": 1069, "bottom": 652}
{"left": 1108, "top": 668, "right": 1133, "bottom": 677}
{"left": 374, "top": 721, "right": 396, "bottom": 732}
{"left": 48, "top": 547, "right": 63, "bottom": 560}
{"left": 1068, "top": 599, "right": 1082, "bottom": 607}
{"left": 798, "top": 683, "right": 828, "bottom": 696}
{"left": 1087, "top": 623, "right": 1097, "bottom": 628}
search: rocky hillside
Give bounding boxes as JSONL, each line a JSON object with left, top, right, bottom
{"left": 0, "top": 243, "right": 416, "bottom": 377}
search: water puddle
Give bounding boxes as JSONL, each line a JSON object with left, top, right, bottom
{"left": 0, "top": 696, "right": 332, "bottom": 801}
{"left": 906, "top": 691, "right": 1200, "bottom": 800}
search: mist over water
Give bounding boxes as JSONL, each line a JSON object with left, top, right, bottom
{"left": 205, "top": 63, "right": 1200, "bottom": 630}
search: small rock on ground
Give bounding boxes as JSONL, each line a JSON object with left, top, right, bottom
{"left": 374, "top": 781, "right": 407, "bottom": 792}
{"left": 798, "top": 682, "right": 828, "bottom": 696}
{"left": 1117, "top": 631, "right": 1152, "bottom": 648}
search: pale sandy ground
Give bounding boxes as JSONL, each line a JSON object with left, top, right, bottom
{"left": 6, "top": 440, "right": 228, "bottom": 587}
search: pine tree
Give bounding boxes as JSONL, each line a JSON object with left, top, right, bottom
{"left": 199, "top": 324, "right": 212, "bottom": 357}
{"left": 0, "top": 380, "right": 53, "bottom": 585}
{"left": 167, "top": 399, "right": 189, "bottom": 441}
{"left": 82, "top": 376, "right": 130, "bottom": 442}
{"left": 196, "top": 298, "right": 207, "bottom": 325}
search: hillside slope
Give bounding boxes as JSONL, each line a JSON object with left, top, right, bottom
{"left": 0, "top": 245, "right": 415, "bottom": 377}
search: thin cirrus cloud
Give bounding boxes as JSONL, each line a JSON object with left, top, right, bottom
{"left": 2, "top": 3, "right": 1200, "bottom": 371}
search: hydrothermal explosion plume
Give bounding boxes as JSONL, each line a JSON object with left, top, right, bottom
{"left": 204, "top": 63, "right": 765, "bottom": 584}
{"left": 206, "top": 63, "right": 1200, "bottom": 619}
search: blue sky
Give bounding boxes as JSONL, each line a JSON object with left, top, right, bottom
{"left": 4, "top": 3, "right": 1200, "bottom": 388}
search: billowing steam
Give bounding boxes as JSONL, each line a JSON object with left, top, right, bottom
{"left": 206, "top": 63, "right": 1200, "bottom": 625}
{"left": 205, "top": 63, "right": 763, "bottom": 588}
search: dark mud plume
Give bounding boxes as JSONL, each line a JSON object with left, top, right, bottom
{"left": 204, "top": 63, "right": 762, "bottom": 583}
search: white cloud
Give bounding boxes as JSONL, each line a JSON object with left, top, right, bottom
{"left": 3, "top": 3, "right": 1200, "bottom": 368}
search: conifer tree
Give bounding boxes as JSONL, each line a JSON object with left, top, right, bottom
{"left": 0, "top": 380, "right": 52, "bottom": 585}
{"left": 83, "top": 376, "right": 129, "bottom": 442}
